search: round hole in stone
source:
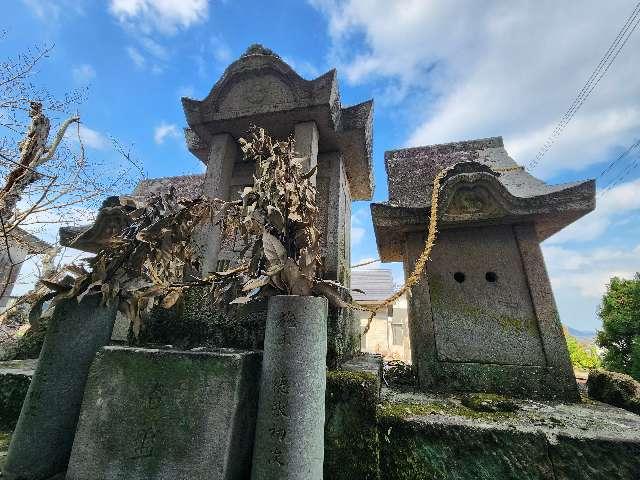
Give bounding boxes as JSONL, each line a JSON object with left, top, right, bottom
{"left": 485, "top": 272, "right": 498, "bottom": 283}
{"left": 453, "top": 272, "right": 465, "bottom": 283}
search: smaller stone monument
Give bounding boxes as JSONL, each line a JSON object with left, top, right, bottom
{"left": 372, "top": 137, "right": 595, "bottom": 400}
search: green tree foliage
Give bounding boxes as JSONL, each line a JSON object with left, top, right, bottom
{"left": 565, "top": 332, "right": 601, "bottom": 370}
{"left": 597, "top": 274, "right": 640, "bottom": 381}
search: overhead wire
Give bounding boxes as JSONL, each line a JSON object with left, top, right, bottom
{"left": 529, "top": 1, "right": 640, "bottom": 170}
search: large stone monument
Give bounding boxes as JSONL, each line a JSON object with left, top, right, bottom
{"left": 60, "top": 44, "right": 373, "bottom": 367}
{"left": 372, "top": 137, "right": 595, "bottom": 400}
{"left": 182, "top": 44, "right": 373, "bottom": 284}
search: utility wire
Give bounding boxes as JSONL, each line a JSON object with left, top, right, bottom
{"left": 529, "top": 2, "right": 640, "bottom": 170}
{"left": 598, "top": 138, "right": 640, "bottom": 179}
{"left": 599, "top": 149, "right": 640, "bottom": 198}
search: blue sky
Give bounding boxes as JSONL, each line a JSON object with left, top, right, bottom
{"left": 3, "top": 0, "right": 640, "bottom": 331}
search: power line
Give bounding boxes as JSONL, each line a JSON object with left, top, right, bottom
{"left": 599, "top": 149, "right": 640, "bottom": 198}
{"left": 529, "top": 2, "right": 640, "bottom": 170}
{"left": 598, "top": 138, "right": 640, "bottom": 179}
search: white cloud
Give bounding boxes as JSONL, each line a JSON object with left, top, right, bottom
{"left": 79, "top": 125, "right": 109, "bottom": 149}
{"left": 543, "top": 242, "right": 640, "bottom": 329}
{"left": 109, "top": 0, "right": 209, "bottom": 35}
{"left": 139, "top": 36, "right": 169, "bottom": 60}
{"left": 547, "top": 178, "right": 640, "bottom": 244}
{"left": 126, "top": 46, "right": 146, "bottom": 68}
{"left": 22, "top": 0, "right": 85, "bottom": 22}
{"left": 125, "top": 37, "right": 169, "bottom": 73}
{"left": 154, "top": 122, "right": 181, "bottom": 144}
{"left": 311, "top": 0, "right": 640, "bottom": 178}
{"left": 282, "top": 56, "right": 321, "bottom": 79}
{"left": 351, "top": 226, "right": 365, "bottom": 244}
{"left": 210, "top": 36, "right": 232, "bottom": 63}
{"left": 72, "top": 64, "right": 96, "bottom": 84}
{"left": 64, "top": 124, "right": 109, "bottom": 150}
{"left": 178, "top": 85, "right": 195, "bottom": 98}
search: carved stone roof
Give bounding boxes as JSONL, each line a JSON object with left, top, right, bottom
{"left": 182, "top": 45, "right": 373, "bottom": 200}
{"left": 372, "top": 137, "right": 595, "bottom": 261}
{"left": 59, "top": 175, "right": 206, "bottom": 253}
{"left": 133, "top": 174, "right": 204, "bottom": 200}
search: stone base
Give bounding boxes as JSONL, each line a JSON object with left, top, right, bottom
{"left": 66, "top": 346, "right": 261, "bottom": 480}
{"left": 378, "top": 390, "right": 640, "bottom": 480}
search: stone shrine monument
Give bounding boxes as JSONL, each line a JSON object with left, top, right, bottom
{"left": 60, "top": 44, "right": 373, "bottom": 367}
{"left": 182, "top": 44, "right": 373, "bottom": 283}
{"left": 372, "top": 137, "right": 595, "bottom": 400}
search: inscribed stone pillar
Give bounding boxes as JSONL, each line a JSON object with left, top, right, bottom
{"left": 3, "top": 295, "right": 117, "bottom": 480}
{"left": 294, "top": 121, "right": 319, "bottom": 184}
{"left": 196, "top": 133, "right": 237, "bottom": 275}
{"left": 251, "top": 296, "right": 328, "bottom": 480}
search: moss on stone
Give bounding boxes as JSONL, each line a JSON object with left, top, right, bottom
{"left": 0, "top": 430, "right": 11, "bottom": 472}
{"left": 0, "top": 430, "right": 10, "bottom": 452}
{"left": 83, "top": 348, "right": 240, "bottom": 475}
{"left": 377, "top": 400, "right": 517, "bottom": 423}
{"left": 0, "top": 373, "right": 31, "bottom": 430}
{"left": 461, "top": 393, "right": 519, "bottom": 413}
{"left": 429, "top": 274, "right": 533, "bottom": 334}
{"left": 135, "top": 287, "right": 268, "bottom": 352}
{"left": 137, "top": 286, "right": 358, "bottom": 368}
{"left": 377, "top": 413, "right": 552, "bottom": 480}
{"left": 324, "top": 370, "right": 380, "bottom": 480}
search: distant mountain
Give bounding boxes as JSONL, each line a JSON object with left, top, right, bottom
{"left": 566, "top": 326, "right": 597, "bottom": 342}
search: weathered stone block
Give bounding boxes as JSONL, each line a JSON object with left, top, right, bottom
{"left": 587, "top": 369, "right": 640, "bottom": 415}
{"left": 377, "top": 391, "right": 640, "bottom": 480}
{"left": 66, "top": 346, "right": 261, "bottom": 480}
{"left": 0, "top": 360, "right": 35, "bottom": 430}
{"left": 0, "top": 431, "right": 11, "bottom": 473}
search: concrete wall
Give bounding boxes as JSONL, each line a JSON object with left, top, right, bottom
{"left": 357, "top": 295, "right": 411, "bottom": 362}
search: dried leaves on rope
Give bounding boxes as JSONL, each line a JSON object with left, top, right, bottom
{"left": 36, "top": 126, "right": 352, "bottom": 335}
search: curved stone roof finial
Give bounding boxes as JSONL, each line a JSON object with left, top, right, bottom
{"left": 241, "top": 43, "right": 281, "bottom": 59}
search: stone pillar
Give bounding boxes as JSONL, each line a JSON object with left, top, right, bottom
{"left": 294, "top": 121, "right": 319, "bottom": 185}
{"left": 514, "top": 223, "right": 579, "bottom": 400}
{"left": 3, "top": 295, "right": 117, "bottom": 480}
{"left": 251, "top": 296, "right": 328, "bottom": 480}
{"left": 196, "top": 133, "right": 237, "bottom": 275}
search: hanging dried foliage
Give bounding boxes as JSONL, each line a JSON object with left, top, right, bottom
{"left": 35, "top": 126, "right": 356, "bottom": 334}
